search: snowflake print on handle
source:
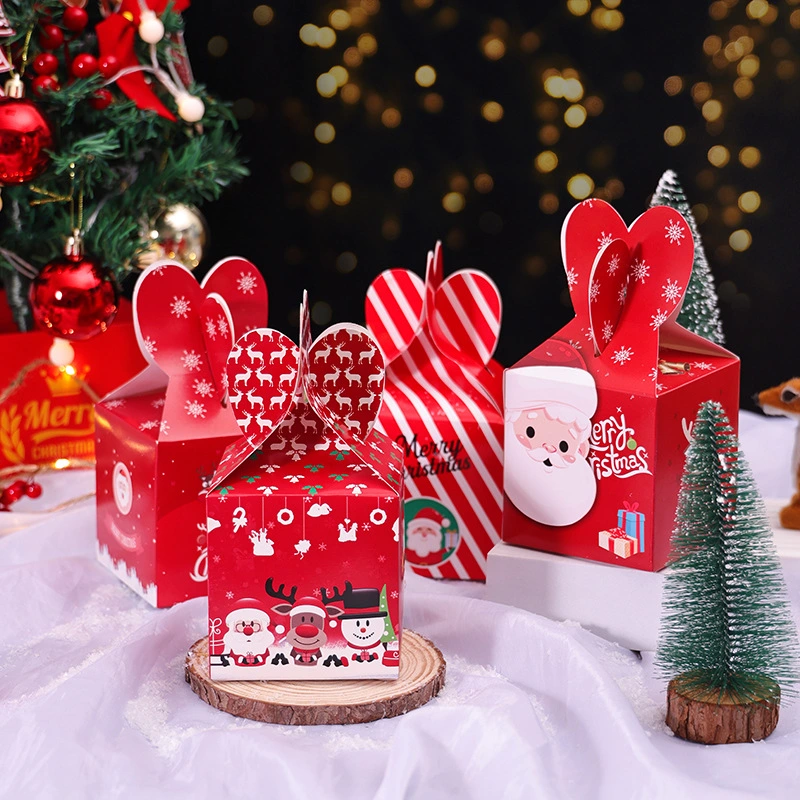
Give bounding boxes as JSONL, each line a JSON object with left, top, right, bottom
{"left": 587, "top": 239, "right": 630, "bottom": 355}
{"left": 664, "top": 218, "right": 686, "bottom": 245}
{"left": 661, "top": 278, "right": 682, "bottom": 305}
{"left": 611, "top": 345, "right": 634, "bottom": 366}
{"left": 201, "top": 257, "right": 268, "bottom": 336}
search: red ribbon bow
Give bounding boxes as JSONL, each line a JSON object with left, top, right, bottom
{"left": 622, "top": 501, "right": 639, "bottom": 513}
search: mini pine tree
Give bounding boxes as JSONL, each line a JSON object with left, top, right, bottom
{"left": 650, "top": 170, "right": 725, "bottom": 345}
{"left": 379, "top": 583, "right": 397, "bottom": 645}
{"left": 656, "top": 400, "right": 800, "bottom": 743}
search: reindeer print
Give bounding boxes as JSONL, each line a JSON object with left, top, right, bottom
{"left": 269, "top": 343, "right": 289, "bottom": 364}
{"left": 314, "top": 342, "right": 332, "bottom": 362}
{"left": 245, "top": 388, "right": 264, "bottom": 411}
{"left": 343, "top": 366, "right": 362, "bottom": 387}
{"left": 334, "top": 390, "right": 353, "bottom": 413}
{"left": 238, "top": 410, "right": 254, "bottom": 430}
{"left": 245, "top": 343, "right": 264, "bottom": 364}
{"left": 367, "top": 367, "right": 384, "bottom": 388}
{"left": 229, "top": 343, "right": 243, "bottom": 363}
{"left": 323, "top": 366, "right": 341, "bottom": 386}
{"left": 300, "top": 416, "right": 318, "bottom": 433}
{"left": 358, "top": 343, "right": 377, "bottom": 363}
{"left": 228, "top": 388, "right": 244, "bottom": 408}
{"left": 335, "top": 342, "right": 353, "bottom": 363}
{"left": 279, "top": 365, "right": 298, "bottom": 387}
{"left": 255, "top": 414, "right": 274, "bottom": 433}
{"left": 289, "top": 435, "right": 307, "bottom": 453}
{"left": 270, "top": 388, "right": 289, "bottom": 409}
{"left": 344, "top": 417, "right": 361, "bottom": 433}
{"left": 269, "top": 434, "right": 287, "bottom": 451}
{"left": 234, "top": 365, "right": 253, "bottom": 386}
{"left": 357, "top": 391, "right": 376, "bottom": 411}
{"left": 255, "top": 366, "right": 274, "bottom": 386}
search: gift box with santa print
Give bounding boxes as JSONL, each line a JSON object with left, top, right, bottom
{"left": 502, "top": 200, "right": 740, "bottom": 572}
{"left": 365, "top": 242, "right": 503, "bottom": 582}
{"left": 206, "top": 295, "right": 404, "bottom": 681}
{"left": 94, "top": 258, "right": 268, "bottom": 607}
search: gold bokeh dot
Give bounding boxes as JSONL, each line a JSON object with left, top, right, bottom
{"left": 481, "top": 36, "right": 506, "bottom": 60}
{"left": 381, "top": 107, "right": 402, "bottom": 127}
{"left": 357, "top": 33, "right": 378, "bottom": 55}
{"left": 722, "top": 206, "right": 742, "bottom": 227}
{"left": 733, "top": 77, "right": 753, "bottom": 98}
{"left": 535, "top": 150, "right": 558, "bottom": 173}
{"left": 394, "top": 168, "right": 414, "bottom": 188}
{"left": 316, "top": 72, "right": 338, "bottom": 97}
{"left": 299, "top": 24, "right": 318, "bottom": 45}
{"left": 329, "top": 66, "right": 349, "bottom": 86}
{"left": 738, "top": 54, "right": 760, "bottom": 77}
{"left": 329, "top": 9, "right": 351, "bottom": 30}
{"left": 664, "top": 75, "right": 683, "bottom": 95}
{"left": 567, "top": 174, "right": 594, "bottom": 200}
{"left": 584, "top": 96, "right": 604, "bottom": 115}
{"left": 253, "top": 5, "right": 274, "bottom": 25}
{"left": 702, "top": 99, "right": 723, "bottom": 121}
{"left": 341, "top": 83, "right": 361, "bottom": 103}
{"left": 738, "top": 191, "right": 761, "bottom": 212}
{"left": 290, "top": 161, "right": 313, "bottom": 183}
{"left": 746, "top": 0, "right": 769, "bottom": 19}
{"left": 539, "top": 193, "right": 559, "bottom": 214}
{"left": 567, "top": 0, "right": 591, "bottom": 15}
{"left": 539, "top": 124, "right": 560, "bottom": 145}
{"left": 481, "top": 101, "right": 504, "bottom": 121}
{"left": 442, "top": 192, "right": 465, "bottom": 213}
{"left": 315, "top": 122, "right": 336, "bottom": 143}
{"left": 729, "top": 229, "right": 752, "bottom": 251}
{"left": 564, "top": 104, "right": 587, "bottom": 128}
{"left": 692, "top": 82, "right": 712, "bottom": 102}
{"left": 423, "top": 92, "right": 443, "bottom": 112}
{"left": 207, "top": 36, "right": 228, "bottom": 57}
{"left": 739, "top": 146, "right": 761, "bottom": 167}
{"left": 664, "top": 125, "right": 685, "bottom": 146}
{"left": 449, "top": 174, "right": 470, "bottom": 192}
{"left": 382, "top": 215, "right": 401, "bottom": 240}
{"left": 331, "top": 182, "right": 352, "bottom": 205}
{"left": 415, "top": 65, "right": 437, "bottom": 87}
{"left": 316, "top": 26, "right": 336, "bottom": 48}
{"left": 344, "top": 47, "right": 363, "bottom": 67}
{"left": 707, "top": 145, "right": 730, "bottom": 167}
{"left": 474, "top": 173, "right": 494, "bottom": 192}
{"left": 309, "top": 189, "right": 330, "bottom": 211}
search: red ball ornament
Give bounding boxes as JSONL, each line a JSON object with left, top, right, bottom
{"left": 89, "top": 88, "right": 113, "bottom": 110}
{"left": 1, "top": 484, "right": 22, "bottom": 504}
{"left": 29, "top": 232, "right": 119, "bottom": 341}
{"left": 25, "top": 482, "right": 43, "bottom": 499}
{"left": 32, "top": 53, "right": 58, "bottom": 75}
{"left": 39, "top": 24, "right": 65, "bottom": 51}
{"left": 62, "top": 7, "right": 89, "bottom": 32}
{"left": 31, "top": 74, "right": 59, "bottom": 97}
{"left": 70, "top": 54, "right": 97, "bottom": 79}
{"left": 0, "top": 77, "right": 55, "bottom": 184}
{"left": 98, "top": 55, "right": 120, "bottom": 79}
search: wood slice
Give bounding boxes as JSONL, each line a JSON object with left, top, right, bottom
{"left": 666, "top": 675, "right": 780, "bottom": 744}
{"left": 185, "top": 629, "right": 446, "bottom": 726}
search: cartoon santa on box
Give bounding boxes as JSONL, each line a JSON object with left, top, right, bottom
{"left": 405, "top": 506, "right": 453, "bottom": 566}
{"left": 221, "top": 598, "right": 276, "bottom": 667}
{"left": 504, "top": 362, "right": 598, "bottom": 527}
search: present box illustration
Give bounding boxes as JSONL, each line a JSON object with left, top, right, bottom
{"left": 502, "top": 200, "right": 740, "bottom": 571}
{"left": 206, "top": 295, "right": 404, "bottom": 681}
{"left": 365, "top": 242, "right": 503, "bottom": 581}
{"left": 94, "top": 258, "right": 267, "bottom": 607}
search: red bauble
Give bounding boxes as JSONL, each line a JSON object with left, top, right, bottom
{"left": 98, "top": 55, "right": 120, "bottom": 79}
{"left": 70, "top": 54, "right": 97, "bottom": 78}
{"left": 89, "top": 88, "right": 113, "bottom": 110}
{"left": 63, "top": 7, "right": 89, "bottom": 32}
{"left": 25, "top": 482, "right": 43, "bottom": 499}
{"left": 31, "top": 75, "right": 59, "bottom": 97}
{"left": 39, "top": 24, "right": 65, "bottom": 51}
{"left": 1, "top": 484, "right": 22, "bottom": 504}
{"left": 32, "top": 53, "right": 58, "bottom": 75}
{"left": 0, "top": 88, "right": 55, "bottom": 184}
{"left": 30, "top": 248, "right": 119, "bottom": 341}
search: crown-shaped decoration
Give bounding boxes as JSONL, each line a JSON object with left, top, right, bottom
{"left": 211, "top": 293, "right": 401, "bottom": 489}
{"left": 42, "top": 364, "right": 91, "bottom": 397}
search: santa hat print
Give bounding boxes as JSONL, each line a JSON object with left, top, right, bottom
{"left": 225, "top": 597, "right": 271, "bottom": 628}
{"left": 288, "top": 596, "right": 327, "bottom": 618}
{"left": 407, "top": 506, "right": 451, "bottom": 536}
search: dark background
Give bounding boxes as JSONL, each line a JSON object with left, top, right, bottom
{"left": 182, "top": 0, "right": 800, "bottom": 408}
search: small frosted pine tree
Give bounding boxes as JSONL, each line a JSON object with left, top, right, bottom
{"left": 379, "top": 584, "right": 398, "bottom": 645}
{"left": 656, "top": 400, "right": 800, "bottom": 705}
{"left": 650, "top": 170, "right": 725, "bottom": 345}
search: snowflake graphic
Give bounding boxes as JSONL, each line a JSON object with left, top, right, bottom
{"left": 611, "top": 345, "right": 633, "bottom": 365}
{"left": 693, "top": 361, "right": 713, "bottom": 371}
{"left": 390, "top": 590, "right": 399, "bottom": 599}
{"left": 377, "top": 554, "right": 386, "bottom": 563}
{"left": 650, "top": 309, "right": 668, "bottom": 330}
{"left": 313, "top": 587, "right": 321, "bottom": 596}
{"left": 139, "top": 420, "right": 159, "bottom": 431}
{"left": 151, "top": 398, "right": 165, "bottom": 408}
{"left": 602, "top": 320, "right": 614, "bottom": 342}
{"left": 205, "top": 319, "right": 217, "bottom": 340}
{"left": 597, "top": 231, "right": 614, "bottom": 250}
{"left": 142, "top": 337, "right": 157, "bottom": 356}
{"left": 181, "top": 350, "right": 202, "bottom": 371}
{"left": 193, "top": 379, "right": 214, "bottom": 397}
{"left": 568, "top": 339, "right": 583, "bottom": 351}
{"left": 217, "top": 317, "right": 229, "bottom": 337}
{"left": 589, "top": 279, "right": 600, "bottom": 303}
{"left": 566, "top": 268, "right": 578, "bottom": 289}
{"left": 656, "top": 383, "right": 666, "bottom": 392}
{"left": 267, "top": 522, "right": 275, "bottom": 529}
{"left": 362, "top": 523, "right": 371, "bottom": 532}
{"left": 318, "top": 542, "right": 327, "bottom": 551}
{"left": 618, "top": 285, "right": 628, "bottom": 304}
{"left": 185, "top": 400, "right": 207, "bottom": 419}
{"left": 582, "top": 198, "right": 595, "bottom": 207}
{"left": 213, "top": 555, "right": 221, "bottom": 564}
{"left": 631, "top": 259, "right": 650, "bottom": 284}
{"left": 661, "top": 278, "right": 681, "bottom": 304}
{"left": 237, "top": 272, "right": 257, "bottom": 295}
{"left": 170, "top": 295, "right": 191, "bottom": 318}
{"left": 159, "top": 420, "right": 170, "bottom": 437}
{"left": 649, "top": 367, "right": 659, "bottom": 382}
{"left": 664, "top": 219, "right": 685, "bottom": 245}
{"left": 607, "top": 254, "right": 621, "bottom": 275}
{"left": 226, "top": 591, "right": 234, "bottom": 599}
{"left": 106, "top": 399, "right": 126, "bottom": 409}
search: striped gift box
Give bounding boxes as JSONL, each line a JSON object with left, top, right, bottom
{"left": 366, "top": 242, "right": 503, "bottom": 581}
{"left": 598, "top": 527, "right": 639, "bottom": 559}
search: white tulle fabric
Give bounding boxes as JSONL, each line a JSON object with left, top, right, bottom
{"left": 1, "top": 410, "right": 799, "bottom": 799}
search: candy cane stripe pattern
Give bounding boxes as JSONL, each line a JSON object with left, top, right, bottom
{"left": 366, "top": 242, "right": 504, "bottom": 580}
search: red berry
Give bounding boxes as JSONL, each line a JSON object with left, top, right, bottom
{"left": 10, "top": 479, "right": 26, "bottom": 493}
{"left": 1, "top": 485, "right": 21, "bottom": 504}
{"left": 63, "top": 7, "right": 89, "bottom": 32}
{"left": 32, "top": 53, "right": 58, "bottom": 75}
{"left": 98, "top": 55, "right": 120, "bottom": 79}
{"left": 39, "top": 24, "right": 65, "bottom": 51}
{"left": 31, "top": 74, "right": 59, "bottom": 96}
{"left": 89, "top": 88, "right": 113, "bottom": 110}
{"left": 25, "top": 482, "right": 43, "bottom": 499}
{"left": 70, "top": 53, "right": 97, "bottom": 79}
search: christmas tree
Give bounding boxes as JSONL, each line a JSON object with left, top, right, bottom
{"left": 650, "top": 170, "right": 724, "bottom": 345}
{"left": 656, "top": 400, "right": 799, "bottom": 740}
{"left": 379, "top": 583, "right": 397, "bottom": 645}
{"left": 0, "top": 0, "right": 246, "bottom": 333}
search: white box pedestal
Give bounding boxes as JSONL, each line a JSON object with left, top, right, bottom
{"left": 486, "top": 499, "right": 800, "bottom": 652}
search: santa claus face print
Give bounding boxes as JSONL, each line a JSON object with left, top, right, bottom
{"left": 341, "top": 617, "right": 383, "bottom": 649}
{"left": 223, "top": 608, "right": 275, "bottom": 660}
{"left": 406, "top": 521, "right": 443, "bottom": 558}
{"left": 504, "top": 406, "right": 597, "bottom": 527}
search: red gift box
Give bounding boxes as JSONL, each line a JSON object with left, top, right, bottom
{"left": 206, "top": 296, "right": 404, "bottom": 681}
{"left": 0, "top": 291, "right": 145, "bottom": 469}
{"left": 365, "top": 242, "right": 503, "bottom": 581}
{"left": 502, "top": 200, "right": 740, "bottom": 572}
{"left": 94, "top": 258, "right": 268, "bottom": 607}
{"left": 598, "top": 526, "right": 638, "bottom": 559}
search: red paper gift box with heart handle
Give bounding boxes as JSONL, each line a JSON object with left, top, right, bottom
{"left": 365, "top": 242, "right": 503, "bottom": 582}
{"left": 205, "top": 294, "right": 404, "bottom": 681}
{"left": 94, "top": 258, "right": 268, "bottom": 607}
{"left": 502, "top": 200, "right": 740, "bottom": 571}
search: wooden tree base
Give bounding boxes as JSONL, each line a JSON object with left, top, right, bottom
{"left": 666, "top": 676, "right": 780, "bottom": 744}
{"left": 185, "top": 629, "right": 446, "bottom": 725}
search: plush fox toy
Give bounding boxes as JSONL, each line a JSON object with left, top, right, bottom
{"left": 756, "top": 378, "right": 800, "bottom": 529}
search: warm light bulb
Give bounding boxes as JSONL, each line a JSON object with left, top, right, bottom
{"left": 138, "top": 10, "right": 165, "bottom": 44}
{"left": 49, "top": 338, "right": 75, "bottom": 367}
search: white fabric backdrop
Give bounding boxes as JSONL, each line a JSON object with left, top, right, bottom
{"left": 2, "top": 409, "right": 799, "bottom": 800}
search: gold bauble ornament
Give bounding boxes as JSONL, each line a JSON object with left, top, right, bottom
{"left": 138, "top": 204, "right": 208, "bottom": 270}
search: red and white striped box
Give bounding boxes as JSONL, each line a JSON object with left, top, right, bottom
{"left": 366, "top": 242, "right": 503, "bottom": 581}
{"left": 598, "top": 527, "right": 638, "bottom": 559}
